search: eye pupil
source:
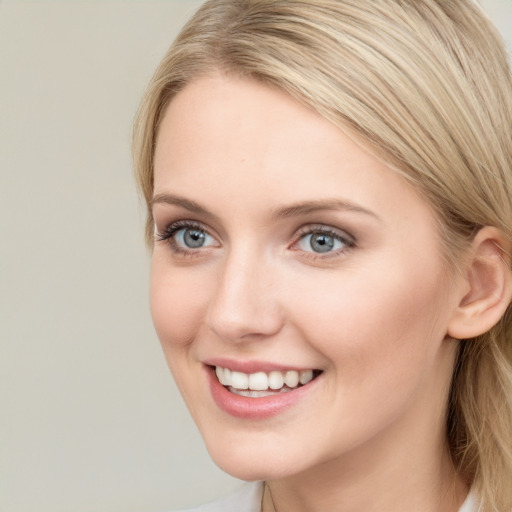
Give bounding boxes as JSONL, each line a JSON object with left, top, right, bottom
{"left": 310, "top": 233, "right": 335, "bottom": 253}
{"left": 184, "top": 228, "right": 206, "bottom": 248}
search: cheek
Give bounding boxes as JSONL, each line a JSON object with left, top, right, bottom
{"left": 287, "top": 259, "right": 451, "bottom": 382}
{"left": 149, "top": 258, "right": 212, "bottom": 349}
{"left": 149, "top": 259, "right": 215, "bottom": 413}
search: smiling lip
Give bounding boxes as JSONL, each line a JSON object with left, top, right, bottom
{"left": 204, "top": 357, "right": 315, "bottom": 374}
{"left": 204, "top": 359, "right": 321, "bottom": 419}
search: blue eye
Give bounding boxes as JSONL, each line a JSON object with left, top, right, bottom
{"left": 174, "top": 226, "right": 216, "bottom": 249}
{"left": 297, "top": 230, "right": 352, "bottom": 254}
{"left": 155, "top": 222, "right": 218, "bottom": 254}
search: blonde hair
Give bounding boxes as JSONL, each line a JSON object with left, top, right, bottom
{"left": 133, "top": 1, "right": 512, "bottom": 509}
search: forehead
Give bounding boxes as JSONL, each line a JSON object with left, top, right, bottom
{"left": 153, "top": 74, "right": 434, "bottom": 232}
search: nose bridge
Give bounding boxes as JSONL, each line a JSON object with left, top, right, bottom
{"left": 206, "top": 243, "right": 282, "bottom": 342}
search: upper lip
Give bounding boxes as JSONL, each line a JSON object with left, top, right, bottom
{"left": 204, "top": 357, "right": 318, "bottom": 374}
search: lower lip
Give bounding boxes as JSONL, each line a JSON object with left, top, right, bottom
{"left": 206, "top": 366, "right": 320, "bottom": 419}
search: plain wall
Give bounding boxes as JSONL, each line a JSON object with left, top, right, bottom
{"left": 1, "top": 1, "right": 510, "bottom": 511}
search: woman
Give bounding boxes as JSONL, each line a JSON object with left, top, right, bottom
{"left": 133, "top": 1, "right": 512, "bottom": 511}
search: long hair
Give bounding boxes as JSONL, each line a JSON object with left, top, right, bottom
{"left": 133, "top": 1, "right": 512, "bottom": 509}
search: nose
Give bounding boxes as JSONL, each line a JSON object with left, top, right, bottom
{"left": 205, "top": 249, "right": 284, "bottom": 343}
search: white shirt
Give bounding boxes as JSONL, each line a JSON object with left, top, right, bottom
{"left": 173, "top": 481, "right": 479, "bottom": 512}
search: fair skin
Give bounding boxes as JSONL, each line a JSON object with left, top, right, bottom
{"left": 150, "top": 74, "right": 471, "bottom": 512}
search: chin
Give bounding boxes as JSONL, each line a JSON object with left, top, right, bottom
{"left": 200, "top": 428, "right": 315, "bottom": 482}
{"left": 210, "top": 453, "right": 297, "bottom": 482}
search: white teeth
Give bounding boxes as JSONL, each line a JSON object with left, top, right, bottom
{"left": 231, "top": 371, "right": 249, "bottom": 390}
{"left": 215, "top": 366, "right": 318, "bottom": 392}
{"left": 229, "top": 388, "right": 289, "bottom": 398}
{"left": 299, "top": 369, "right": 314, "bottom": 385}
{"left": 215, "top": 366, "right": 227, "bottom": 385}
{"left": 284, "top": 370, "right": 299, "bottom": 388}
{"left": 248, "top": 372, "right": 269, "bottom": 391}
{"left": 268, "top": 371, "right": 284, "bottom": 390}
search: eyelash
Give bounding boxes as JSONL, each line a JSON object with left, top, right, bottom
{"left": 154, "top": 220, "right": 214, "bottom": 257}
{"left": 292, "top": 225, "right": 356, "bottom": 259}
{"left": 154, "top": 220, "right": 356, "bottom": 259}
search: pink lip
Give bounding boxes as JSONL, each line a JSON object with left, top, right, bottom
{"left": 204, "top": 364, "right": 321, "bottom": 420}
{"left": 204, "top": 357, "right": 313, "bottom": 374}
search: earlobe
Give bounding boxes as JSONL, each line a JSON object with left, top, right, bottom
{"left": 447, "top": 227, "right": 512, "bottom": 340}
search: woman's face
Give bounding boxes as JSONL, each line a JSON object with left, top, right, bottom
{"left": 151, "top": 75, "right": 463, "bottom": 481}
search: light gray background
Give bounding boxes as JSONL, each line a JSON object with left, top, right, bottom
{"left": 1, "top": 1, "right": 510, "bottom": 511}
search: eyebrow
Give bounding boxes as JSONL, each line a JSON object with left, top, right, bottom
{"left": 151, "top": 193, "right": 380, "bottom": 222}
{"left": 151, "top": 193, "right": 215, "bottom": 218}
{"left": 270, "top": 199, "right": 380, "bottom": 221}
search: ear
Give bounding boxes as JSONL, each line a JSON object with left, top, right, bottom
{"left": 448, "top": 226, "right": 512, "bottom": 340}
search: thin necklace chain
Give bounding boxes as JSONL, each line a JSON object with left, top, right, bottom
{"left": 264, "top": 482, "right": 278, "bottom": 512}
